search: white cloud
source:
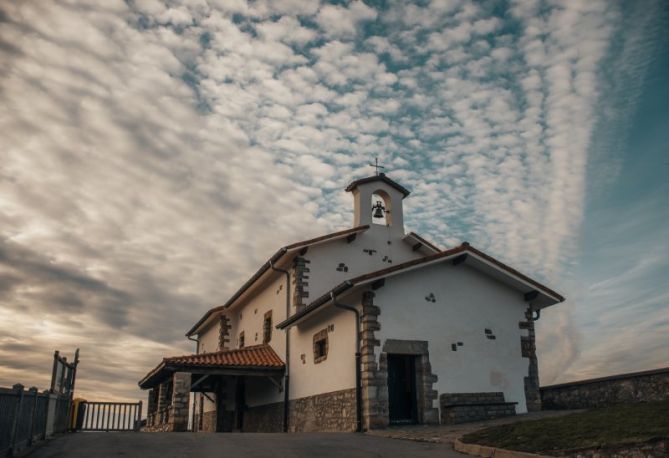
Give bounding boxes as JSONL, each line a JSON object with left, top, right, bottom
{"left": 1, "top": 0, "right": 663, "bottom": 401}
{"left": 315, "top": 1, "right": 378, "bottom": 38}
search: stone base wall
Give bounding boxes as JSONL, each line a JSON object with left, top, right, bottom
{"left": 236, "top": 388, "right": 357, "bottom": 432}
{"left": 245, "top": 402, "right": 284, "bottom": 432}
{"left": 288, "top": 388, "right": 357, "bottom": 432}
{"left": 142, "top": 423, "right": 171, "bottom": 432}
{"left": 440, "top": 392, "right": 516, "bottom": 424}
{"left": 541, "top": 367, "right": 669, "bottom": 410}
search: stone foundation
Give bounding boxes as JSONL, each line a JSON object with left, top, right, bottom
{"left": 440, "top": 392, "right": 516, "bottom": 424}
{"left": 142, "top": 421, "right": 171, "bottom": 432}
{"left": 230, "top": 388, "right": 357, "bottom": 432}
{"left": 288, "top": 388, "right": 357, "bottom": 432}
{"left": 541, "top": 367, "right": 669, "bottom": 410}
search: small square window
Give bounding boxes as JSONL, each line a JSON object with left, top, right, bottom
{"left": 263, "top": 311, "right": 272, "bottom": 344}
{"left": 239, "top": 331, "right": 245, "bottom": 348}
{"left": 313, "top": 329, "right": 328, "bottom": 364}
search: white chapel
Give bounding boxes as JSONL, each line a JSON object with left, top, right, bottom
{"left": 139, "top": 172, "right": 564, "bottom": 432}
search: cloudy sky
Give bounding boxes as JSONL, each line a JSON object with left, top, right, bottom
{"left": 1, "top": 0, "right": 667, "bottom": 402}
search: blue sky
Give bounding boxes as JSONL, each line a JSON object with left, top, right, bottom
{"left": 0, "top": 0, "right": 667, "bottom": 401}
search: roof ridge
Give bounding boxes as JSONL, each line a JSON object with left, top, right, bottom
{"left": 345, "top": 173, "right": 411, "bottom": 197}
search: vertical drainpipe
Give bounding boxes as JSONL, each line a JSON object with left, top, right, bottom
{"left": 187, "top": 334, "right": 199, "bottom": 432}
{"left": 331, "top": 291, "right": 363, "bottom": 433}
{"left": 270, "top": 259, "right": 291, "bottom": 433}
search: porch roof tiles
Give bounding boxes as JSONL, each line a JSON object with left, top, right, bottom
{"left": 138, "top": 344, "right": 284, "bottom": 389}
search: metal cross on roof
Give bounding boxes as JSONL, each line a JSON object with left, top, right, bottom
{"left": 369, "top": 157, "right": 385, "bottom": 176}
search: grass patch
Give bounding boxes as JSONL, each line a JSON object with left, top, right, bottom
{"left": 461, "top": 401, "right": 669, "bottom": 454}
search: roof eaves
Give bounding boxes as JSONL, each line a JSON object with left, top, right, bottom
{"left": 345, "top": 174, "right": 411, "bottom": 197}
{"left": 464, "top": 245, "right": 565, "bottom": 303}
{"left": 276, "top": 243, "right": 565, "bottom": 329}
{"left": 186, "top": 225, "right": 371, "bottom": 337}
{"left": 276, "top": 281, "right": 353, "bottom": 329}
{"left": 404, "top": 232, "right": 442, "bottom": 253}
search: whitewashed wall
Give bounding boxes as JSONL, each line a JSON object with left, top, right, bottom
{"left": 196, "top": 320, "right": 219, "bottom": 414}
{"left": 288, "top": 304, "right": 357, "bottom": 399}
{"left": 198, "top": 319, "right": 219, "bottom": 354}
{"left": 197, "top": 275, "right": 289, "bottom": 411}
{"left": 372, "top": 262, "right": 531, "bottom": 413}
{"left": 302, "top": 224, "right": 424, "bottom": 305}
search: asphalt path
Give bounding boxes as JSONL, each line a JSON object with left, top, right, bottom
{"left": 28, "top": 432, "right": 468, "bottom": 458}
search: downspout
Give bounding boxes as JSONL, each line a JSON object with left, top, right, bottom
{"left": 187, "top": 334, "right": 199, "bottom": 432}
{"left": 331, "top": 291, "right": 363, "bottom": 433}
{"left": 270, "top": 260, "right": 291, "bottom": 433}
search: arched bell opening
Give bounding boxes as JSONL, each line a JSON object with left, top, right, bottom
{"left": 371, "top": 190, "right": 392, "bottom": 226}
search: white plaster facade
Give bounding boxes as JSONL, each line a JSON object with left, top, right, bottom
{"left": 371, "top": 262, "right": 532, "bottom": 413}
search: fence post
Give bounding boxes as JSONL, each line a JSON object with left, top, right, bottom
{"left": 136, "top": 401, "right": 143, "bottom": 431}
{"left": 41, "top": 390, "right": 49, "bottom": 440}
{"left": 50, "top": 351, "right": 59, "bottom": 393}
{"left": 27, "top": 387, "right": 39, "bottom": 446}
{"left": 9, "top": 383, "right": 25, "bottom": 457}
{"left": 45, "top": 391, "right": 58, "bottom": 437}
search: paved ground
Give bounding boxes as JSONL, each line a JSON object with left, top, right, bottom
{"left": 28, "top": 411, "right": 583, "bottom": 457}
{"left": 367, "top": 410, "right": 582, "bottom": 444}
{"left": 27, "top": 432, "right": 467, "bottom": 458}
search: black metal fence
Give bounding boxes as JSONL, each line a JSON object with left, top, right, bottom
{"left": 0, "top": 349, "right": 79, "bottom": 457}
{"left": 0, "top": 349, "right": 144, "bottom": 457}
{"left": 0, "top": 385, "right": 69, "bottom": 457}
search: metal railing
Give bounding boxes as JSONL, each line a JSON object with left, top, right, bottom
{"left": 76, "top": 401, "right": 142, "bottom": 432}
{"left": 0, "top": 384, "right": 67, "bottom": 457}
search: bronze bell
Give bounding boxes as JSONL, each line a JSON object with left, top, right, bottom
{"left": 372, "top": 200, "right": 385, "bottom": 218}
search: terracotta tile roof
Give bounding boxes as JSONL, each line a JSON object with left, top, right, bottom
{"left": 138, "top": 344, "right": 284, "bottom": 389}
{"left": 185, "top": 225, "right": 370, "bottom": 336}
{"left": 164, "top": 345, "right": 284, "bottom": 368}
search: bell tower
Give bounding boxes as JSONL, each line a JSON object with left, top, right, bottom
{"left": 345, "top": 173, "right": 410, "bottom": 237}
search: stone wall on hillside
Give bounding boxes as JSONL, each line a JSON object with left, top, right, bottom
{"left": 541, "top": 367, "right": 669, "bottom": 409}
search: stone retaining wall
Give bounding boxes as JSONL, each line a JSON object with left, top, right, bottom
{"left": 288, "top": 388, "right": 357, "bottom": 432}
{"left": 233, "top": 388, "right": 357, "bottom": 433}
{"left": 541, "top": 367, "right": 669, "bottom": 409}
{"left": 440, "top": 392, "right": 516, "bottom": 424}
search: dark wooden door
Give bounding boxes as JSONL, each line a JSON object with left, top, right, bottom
{"left": 387, "top": 354, "right": 417, "bottom": 424}
{"left": 234, "top": 377, "right": 245, "bottom": 431}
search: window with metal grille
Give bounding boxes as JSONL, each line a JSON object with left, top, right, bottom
{"left": 313, "top": 329, "right": 328, "bottom": 364}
